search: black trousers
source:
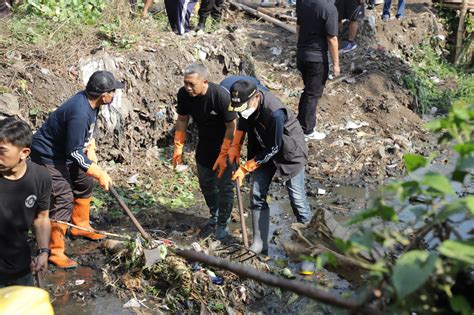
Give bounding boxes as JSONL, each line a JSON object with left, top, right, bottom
{"left": 198, "top": 0, "right": 224, "bottom": 20}
{"left": 296, "top": 59, "right": 329, "bottom": 134}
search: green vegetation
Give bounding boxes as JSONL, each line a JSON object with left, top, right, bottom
{"left": 403, "top": 45, "right": 474, "bottom": 114}
{"left": 92, "top": 167, "right": 200, "bottom": 219}
{"left": 313, "top": 97, "right": 474, "bottom": 313}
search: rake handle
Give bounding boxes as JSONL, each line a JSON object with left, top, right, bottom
{"left": 235, "top": 180, "right": 249, "bottom": 248}
{"left": 109, "top": 185, "right": 153, "bottom": 243}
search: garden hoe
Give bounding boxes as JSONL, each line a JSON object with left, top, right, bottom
{"left": 109, "top": 185, "right": 169, "bottom": 267}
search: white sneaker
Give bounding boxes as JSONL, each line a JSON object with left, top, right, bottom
{"left": 304, "top": 131, "right": 326, "bottom": 141}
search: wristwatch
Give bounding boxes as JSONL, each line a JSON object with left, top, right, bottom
{"left": 37, "top": 248, "right": 51, "bottom": 257}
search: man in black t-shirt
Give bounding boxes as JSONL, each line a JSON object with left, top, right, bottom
{"left": 173, "top": 63, "right": 237, "bottom": 239}
{"left": 0, "top": 118, "right": 51, "bottom": 287}
{"left": 296, "top": 0, "right": 340, "bottom": 141}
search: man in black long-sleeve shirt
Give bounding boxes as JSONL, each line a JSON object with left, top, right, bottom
{"left": 228, "top": 79, "right": 312, "bottom": 255}
{"left": 31, "top": 71, "right": 124, "bottom": 268}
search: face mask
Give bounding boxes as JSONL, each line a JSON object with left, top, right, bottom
{"left": 240, "top": 106, "right": 256, "bottom": 120}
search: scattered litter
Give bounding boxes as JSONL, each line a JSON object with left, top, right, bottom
{"left": 317, "top": 188, "right": 327, "bottom": 195}
{"left": 191, "top": 262, "right": 202, "bottom": 271}
{"left": 127, "top": 173, "right": 139, "bottom": 184}
{"left": 207, "top": 270, "right": 224, "bottom": 285}
{"left": 123, "top": 298, "right": 141, "bottom": 309}
{"left": 191, "top": 242, "right": 202, "bottom": 252}
{"left": 344, "top": 121, "right": 369, "bottom": 130}
{"left": 239, "top": 286, "right": 248, "bottom": 303}
{"left": 40, "top": 68, "right": 50, "bottom": 75}
{"left": 75, "top": 279, "right": 85, "bottom": 285}
{"left": 270, "top": 47, "right": 282, "bottom": 56}
{"left": 175, "top": 164, "right": 188, "bottom": 172}
{"left": 280, "top": 268, "right": 295, "bottom": 279}
{"left": 343, "top": 77, "right": 356, "bottom": 84}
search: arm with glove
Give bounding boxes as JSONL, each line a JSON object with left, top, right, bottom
{"left": 232, "top": 110, "right": 286, "bottom": 186}
{"left": 173, "top": 114, "right": 189, "bottom": 168}
{"left": 212, "top": 119, "right": 237, "bottom": 178}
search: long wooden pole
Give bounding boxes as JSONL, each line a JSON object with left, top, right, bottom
{"left": 454, "top": 0, "right": 469, "bottom": 64}
{"left": 235, "top": 180, "right": 249, "bottom": 248}
{"left": 109, "top": 186, "right": 154, "bottom": 243}
{"left": 257, "top": 7, "right": 297, "bottom": 22}
{"left": 175, "top": 249, "right": 381, "bottom": 314}
{"left": 229, "top": 1, "right": 296, "bottom": 34}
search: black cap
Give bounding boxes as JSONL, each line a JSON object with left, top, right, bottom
{"left": 86, "top": 71, "right": 125, "bottom": 94}
{"left": 229, "top": 80, "right": 257, "bottom": 112}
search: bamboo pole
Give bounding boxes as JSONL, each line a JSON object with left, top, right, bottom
{"left": 257, "top": 7, "right": 298, "bottom": 22}
{"left": 455, "top": 0, "right": 469, "bottom": 64}
{"left": 175, "top": 249, "right": 382, "bottom": 314}
{"left": 51, "top": 219, "right": 131, "bottom": 240}
{"left": 229, "top": 1, "right": 296, "bottom": 34}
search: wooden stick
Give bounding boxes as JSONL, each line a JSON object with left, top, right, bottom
{"left": 51, "top": 219, "right": 131, "bottom": 240}
{"left": 229, "top": 1, "right": 296, "bottom": 34}
{"left": 257, "top": 7, "right": 297, "bottom": 22}
{"left": 235, "top": 180, "right": 249, "bottom": 248}
{"left": 175, "top": 249, "right": 382, "bottom": 315}
{"left": 109, "top": 186, "right": 154, "bottom": 243}
{"left": 455, "top": 0, "right": 469, "bottom": 64}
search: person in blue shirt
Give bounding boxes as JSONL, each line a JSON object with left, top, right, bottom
{"left": 31, "top": 71, "right": 124, "bottom": 269}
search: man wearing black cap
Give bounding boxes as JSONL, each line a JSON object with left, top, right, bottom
{"left": 229, "top": 79, "right": 312, "bottom": 256}
{"left": 31, "top": 70, "right": 124, "bottom": 268}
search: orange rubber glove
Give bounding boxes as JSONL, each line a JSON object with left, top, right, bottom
{"left": 212, "top": 138, "right": 232, "bottom": 178}
{"left": 173, "top": 130, "right": 186, "bottom": 168}
{"left": 85, "top": 139, "right": 98, "bottom": 164}
{"left": 228, "top": 130, "right": 245, "bottom": 166}
{"left": 86, "top": 163, "right": 112, "bottom": 191}
{"left": 232, "top": 159, "right": 259, "bottom": 187}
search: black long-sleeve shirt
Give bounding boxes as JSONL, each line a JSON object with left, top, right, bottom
{"left": 238, "top": 108, "right": 287, "bottom": 166}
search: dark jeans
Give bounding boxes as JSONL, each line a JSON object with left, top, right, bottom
{"left": 196, "top": 161, "right": 234, "bottom": 224}
{"left": 0, "top": 272, "right": 34, "bottom": 288}
{"left": 41, "top": 163, "right": 94, "bottom": 221}
{"left": 251, "top": 162, "right": 311, "bottom": 223}
{"left": 383, "top": 0, "right": 405, "bottom": 17}
{"left": 164, "top": 0, "right": 197, "bottom": 35}
{"left": 198, "top": 0, "right": 224, "bottom": 20}
{"left": 297, "top": 59, "right": 329, "bottom": 134}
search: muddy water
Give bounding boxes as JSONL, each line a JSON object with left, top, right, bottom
{"left": 47, "top": 185, "right": 370, "bottom": 314}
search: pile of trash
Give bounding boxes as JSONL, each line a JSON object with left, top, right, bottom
{"left": 102, "top": 237, "right": 272, "bottom": 312}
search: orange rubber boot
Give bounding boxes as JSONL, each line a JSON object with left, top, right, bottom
{"left": 70, "top": 197, "right": 106, "bottom": 241}
{"left": 49, "top": 222, "right": 78, "bottom": 269}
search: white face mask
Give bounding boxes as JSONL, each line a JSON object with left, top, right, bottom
{"left": 240, "top": 106, "right": 256, "bottom": 119}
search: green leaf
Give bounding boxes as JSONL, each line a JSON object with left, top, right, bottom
{"left": 422, "top": 172, "right": 455, "bottom": 196}
{"left": 350, "top": 231, "right": 375, "bottom": 251}
{"left": 391, "top": 250, "right": 438, "bottom": 299}
{"left": 92, "top": 197, "right": 105, "bottom": 208}
{"left": 348, "top": 199, "right": 398, "bottom": 225}
{"left": 403, "top": 154, "right": 427, "bottom": 173}
{"left": 457, "top": 155, "right": 474, "bottom": 171}
{"left": 452, "top": 170, "right": 469, "bottom": 183}
{"left": 465, "top": 196, "right": 474, "bottom": 216}
{"left": 438, "top": 240, "right": 474, "bottom": 265}
{"left": 453, "top": 143, "right": 474, "bottom": 156}
{"left": 425, "top": 119, "right": 443, "bottom": 131}
{"left": 450, "top": 295, "right": 473, "bottom": 315}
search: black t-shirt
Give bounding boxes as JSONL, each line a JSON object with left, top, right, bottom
{"left": 0, "top": 161, "right": 51, "bottom": 282}
{"left": 177, "top": 82, "right": 236, "bottom": 168}
{"left": 296, "top": 0, "right": 339, "bottom": 63}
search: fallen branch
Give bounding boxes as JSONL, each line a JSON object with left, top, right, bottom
{"left": 256, "top": 7, "right": 297, "bottom": 22}
{"left": 175, "top": 249, "right": 382, "bottom": 315}
{"left": 51, "top": 219, "right": 130, "bottom": 240}
{"left": 229, "top": 1, "right": 296, "bottom": 34}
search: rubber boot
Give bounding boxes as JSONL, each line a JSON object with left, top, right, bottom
{"left": 49, "top": 222, "right": 78, "bottom": 269}
{"left": 69, "top": 197, "right": 106, "bottom": 241}
{"left": 249, "top": 209, "right": 270, "bottom": 255}
{"left": 197, "top": 15, "right": 206, "bottom": 31}
{"left": 215, "top": 202, "right": 233, "bottom": 240}
{"left": 201, "top": 207, "right": 218, "bottom": 228}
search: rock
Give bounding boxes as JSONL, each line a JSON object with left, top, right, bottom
{"left": 0, "top": 93, "right": 21, "bottom": 118}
